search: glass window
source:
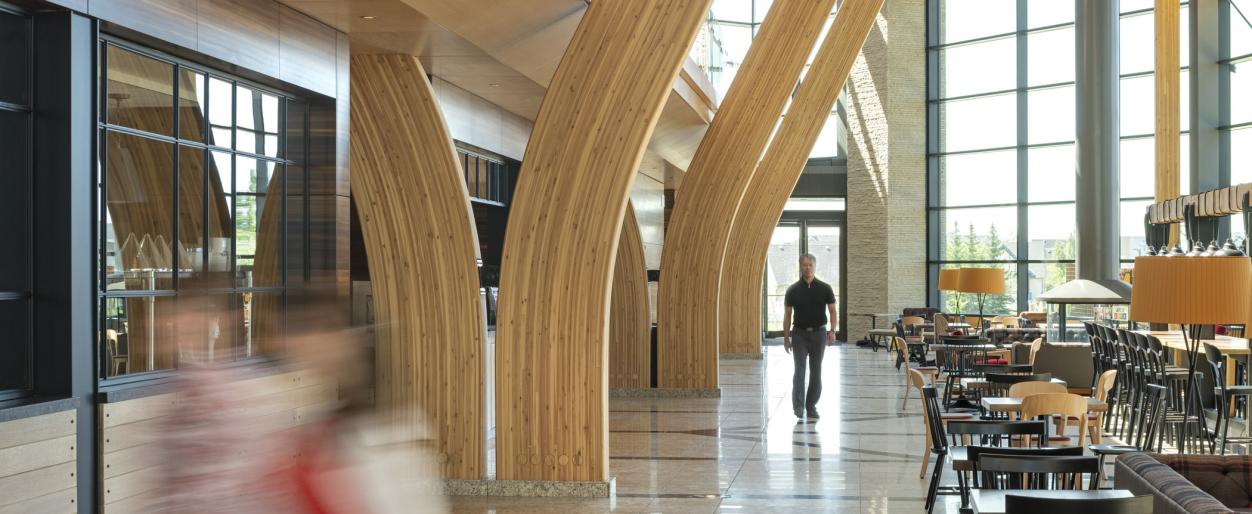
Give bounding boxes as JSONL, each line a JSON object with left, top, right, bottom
{"left": 99, "top": 41, "right": 306, "bottom": 377}
{"left": 938, "top": 206, "right": 1017, "bottom": 261}
{"left": 1027, "top": 261, "right": 1075, "bottom": 311}
{"left": 1027, "top": 27, "right": 1075, "bottom": 86}
{"left": 1027, "top": 145, "right": 1076, "bottom": 203}
{"left": 1027, "top": 204, "right": 1076, "bottom": 260}
{"left": 0, "top": 7, "right": 31, "bottom": 395}
{"left": 938, "top": 94, "right": 1017, "bottom": 152}
{"left": 940, "top": 0, "right": 1016, "bottom": 43}
{"left": 1232, "top": 0, "right": 1252, "bottom": 58}
{"left": 1028, "top": 0, "right": 1074, "bottom": 28}
{"left": 711, "top": 0, "right": 755, "bottom": 23}
{"left": 1120, "top": 137, "right": 1155, "bottom": 199}
{"left": 1232, "top": 127, "right": 1252, "bottom": 186}
{"left": 1120, "top": 74, "right": 1154, "bottom": 136}
{"left": 1230, "top": 61, "right": 1252, "bottom": 126}
{"left": 764, "top": 225, "right": 801, "bottom": 331}
{"left": 937, "top": 150, "right": 1016, "bottom": 207}
{"left": 0, "top": 11, "right": 30, "bottom": 106}
{"left": 1120, "top": 200, "right": 1154, "bottom": 259}
{"left": 939, "top": 38, "right": 1016, "bottom": 97}
{"left": 709, "top": 22, "right": 753, "bottom": 101}
{"left": 1027, "top": 86, "right": 1075, "bottom": 144}
{"left": 809, "top": 112, "right": 840, "bottom": 158}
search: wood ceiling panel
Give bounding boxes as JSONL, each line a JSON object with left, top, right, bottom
{"left": 657, "top": 0, "right": 838, "bottom": 389}
{"left": 495, "top": 0, "right": 709, "bottom": 482}
{"left": 720, "top": 0, "right": 885, "bottom": 355}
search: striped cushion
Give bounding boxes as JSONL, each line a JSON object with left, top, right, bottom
{"left": 1117, "top": 452, "right": 1238, "bottom": 512}
{"left": 1157, "top": 453, "right": 1252, "bottom": 509}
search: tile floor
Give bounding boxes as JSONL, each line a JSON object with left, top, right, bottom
{"left": 449, "top": 344, "right": 972, "bottom": 513}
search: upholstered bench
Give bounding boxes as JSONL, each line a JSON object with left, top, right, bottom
{"left": 1115, "top": 452, "right": 1251, "bottom": 513}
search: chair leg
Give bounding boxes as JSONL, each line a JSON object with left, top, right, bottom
{"left": 1090, "top": 418, "right": 1101, "bottom": 444}
{"left": 919, "top": 445, "right": 930, "bottom": 479}
{"left": 925, "top": 454, "right": 945, "bottom": 514}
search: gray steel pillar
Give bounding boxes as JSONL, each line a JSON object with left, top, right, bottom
{"left": 1075, "top": 0, "right": 1120, "bottom": 281}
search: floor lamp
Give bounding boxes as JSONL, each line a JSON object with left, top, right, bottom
{"left": 938, "top": 268, "right": 962, "bottom": 321}
{"left": 958, "top": 267, "right": 1006, "bottom": 332}
{"left": 1130, "top": 254, "right": 1252, "bottom": 453}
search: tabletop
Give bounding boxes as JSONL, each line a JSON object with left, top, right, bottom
{"left": 981, "top": 396, "right": 1107, "bottom": 413}
{"left": 1133, "top": 330, "right": 1250, "bottom": 355}
{"left": 971, "top": 489, "right": 1135, "bottom": 514}
{"left": 961, "top": 377, "right": 1066, "bottom": 388}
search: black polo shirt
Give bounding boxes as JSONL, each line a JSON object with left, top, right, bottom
{"left": 784, "top": 277, "right": 836, "bottom": 329}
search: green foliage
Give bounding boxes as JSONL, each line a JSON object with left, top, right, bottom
{"left": 942, "top": 221, "right": 1016, "bottom": 315}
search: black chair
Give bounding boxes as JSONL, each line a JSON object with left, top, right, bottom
{"left": 977, "top": 454, "right": 1100, "bottom": 491}
{"left": 944, "top": 420, "right": 1048, "bottom": 509}
{"left": 1089, "top": 383, "right": 1168, "bottom": 487}
{"left": 922, "top": 385, "right": 959, "bottom": 513}
{"left": 1004, "top": 493, "right": 1154, "bottom": 514}
{"left": 1204, "top": 342, "right": 1252, "bottom": 454}
{"left": 961, "top": 445, "right": 1080, "bottom": 506}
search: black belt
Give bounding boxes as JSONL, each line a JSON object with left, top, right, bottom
{"left": 795, "top": 325, "right": 826, "bottom": 332}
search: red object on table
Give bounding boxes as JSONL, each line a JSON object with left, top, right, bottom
{"left": 949, "top": 329, "right": 964, "bottom": 336}
{"left": 1217, "top": 325, "right": 1229, "bottom": 335}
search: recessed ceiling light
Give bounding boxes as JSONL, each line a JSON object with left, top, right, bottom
{"left": 488, "top": 83, "right": 500, "bottom": 87}
{"left": 360, "top": 15, "right": 376, "bottom": 20}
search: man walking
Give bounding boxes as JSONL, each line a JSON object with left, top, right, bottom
{"left": 783, "top": 253, "right": 837, "bottom": 419}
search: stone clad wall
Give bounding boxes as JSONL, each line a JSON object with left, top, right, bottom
{"left": 845, "top": 0, "right": 927, "bottom": 341}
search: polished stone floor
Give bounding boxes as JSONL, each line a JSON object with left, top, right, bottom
{"left": 449, "top": 344, "right": 970, "bottom": 512}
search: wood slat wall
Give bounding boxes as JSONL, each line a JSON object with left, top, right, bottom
{"left": 350, "top": 54, "right": 486, "bottom": 480}
{"left": 495, "top": 0, "right": 709, "bottom": 482}
{"left": 0, "top": 411, "right": 78, "bottom": 514}
{"left": 610, "top": 203, "right": 650, "bottom": 389}
{"left": 658, "top": 0, "right": 838, "bottom": 387}
{"left": 719, "top": 0, "right": 885, "bottom": 355}
{"left": 99, "top": 370, "right": 335, "bottom": 512}
{"left": 1156, "top": 0, "right": 1181, "bottom": 245}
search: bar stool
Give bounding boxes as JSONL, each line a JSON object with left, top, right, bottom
{"left": 1204, "top": 343, "right": 1252, "bottom": 454}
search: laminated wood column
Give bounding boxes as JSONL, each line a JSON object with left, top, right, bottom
{"left": 610, "top": 203, "right": 650, "bottom": 389}
{"left": 495, "top": 0, "right": 709, "bottom": 483}
{"left": 658, "top": 0, "right": 838, "bottom": 388}
{"left": 350, "top": 54, "right": 485, "bottom": 480}
{"left": 719, "top": 0, "right": 885, "bottom": 356}
{"left": 1157, "top": 0, "right": 1181, "bottom": 245}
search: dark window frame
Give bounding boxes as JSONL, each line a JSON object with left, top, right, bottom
{"left": 0, "top": 1, "right": 35, "bottom": 401}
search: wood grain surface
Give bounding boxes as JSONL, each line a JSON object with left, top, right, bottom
{"left": 495, "top": 0, "right": 709, "bottom": 481}
{"left": 1156, "top": 0, "right": 1180, "bottom": 246}
{"left": 658, "top": 0, "right": 838, "bottom": 388}
{"left": 719, "top": 0, "right": 885, "bottom": 354}
{"left": 610, "top": 203, "right": 651, "bottom": 389}
{"left": 351, "top": 54, "right": 486, "bottom": 480}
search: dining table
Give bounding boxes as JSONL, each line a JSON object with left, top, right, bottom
{"left": 980, "top": 396, "right": 1107, "bottom": 416}
{"left": 970, "top": 489, "right": 1135, "bottom": 514}
{"left": 1133, "top": 330, "right": 1250, "bottom": 386}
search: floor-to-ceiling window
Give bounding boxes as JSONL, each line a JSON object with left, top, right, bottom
{"left": 98, "top": 39, "right": 310, "bottom": 379}
{"left": 928, "top": 0, "right": 1190, "bottom": 314}
{"left": 0, "top": 4, "right": 33, "bottom": 398}
{"left": 1224, "top": 0, "right": 1252, "bottom": 244}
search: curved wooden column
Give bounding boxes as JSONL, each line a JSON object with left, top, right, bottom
{"left": 610, "top": 203, "right": 650, "bottom": 389}
{"left": 720, "top": 0, "right": 886, "bottom": 355}
{"left": 658, "top": 0, "right": 837, "bottom": 388}
{"left": 496, "top": 0, "right": 708, "bottom": 482}
{"left": 350, "top": 54, "right": 485, "bottom": 480}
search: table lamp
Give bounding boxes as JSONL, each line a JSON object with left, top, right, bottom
{"left": 1130, "top": 254, "right": 1252, "bottom": 450}
{"left": 958, "top": 267, "right": 1006, "bottom": 328}
{"left": 938, "top": 268, "right": 963, "bottom": 319}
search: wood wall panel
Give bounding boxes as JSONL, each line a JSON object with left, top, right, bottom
{"left": 495, "top": 0, "right": 709, "bottom": 482}
{"left": 350, "top": 54, "right": 485, "bottom": 480}
{"left": 196, "top": 0, "right": 282, "bottom": 78}
{"left": 610, "top": 203, "right": 650, "bottom": 389}
{"left": 99, "top": 370, "right": 335, "bottom": 512}
{"left": 719, "top": 0, "right": 885, "bottom": 354}
{"left": 1155, "top": 0, "right": 1181, "bottom": 245}
{"left": 90, "top": 0, "right": 198, "bottom": 50}
{"left": 0, "top": 411, "right": 77, "bottom": 514}
{"left": 279, "top": 4, "right": 338, "bottom": 96}
{"left": 658, "top": 0, "right": 837, "bottom": 387}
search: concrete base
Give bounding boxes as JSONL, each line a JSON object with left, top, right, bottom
{"left": 443, "top": 477, "right": 616, "bottom": 498}
{"left": 721, "top": 352, "right": 764, "bottom": 360}
{"left": 609, "top": 387, "right": 721, "bottom": 398}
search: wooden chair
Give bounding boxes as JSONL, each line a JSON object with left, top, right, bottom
{"left": 902, "top": 348, "right": 940, "bottom": 409}
{"left": 106, "top": 328, "right": 128, "bottom": 376}
{"left": 1028, "top": 337, "right": 1044, "bottom": 366}
{"left": 1020, "top": 393, "right": 1089, "bottom": 447}
{"left": 1084, "top": 370, "right": 1117, "bottom": 444}
{"left": 1004, "top": 494, "right": 1153, "bottom": 514}
{"left": 901, "top": 315, "right": 925, "bottom": 335}
{"left": 1008, "top": 380, "right": 1066, "bottom": 399}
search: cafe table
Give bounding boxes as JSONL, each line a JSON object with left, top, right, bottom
{"left": 980, "top": 396, "right": 1107, "bottom": 416}
{"left": 970, "top": 489, "right": 1134, "bottom": 514}
{"left": 1133, "top": 330, "right": 1249, "bottom": 386}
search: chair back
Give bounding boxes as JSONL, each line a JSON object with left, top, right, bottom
{"left": 1001, "top": 317, "right": 1021, "bottom": 328}
{"left": 934, "top": 313, "right": 949, "bottom": 335}
{"left": 946, "top": 420, "right": 1046, "bottom": 448}
{"left": 965, "top": 446, "right": 1082, "bottom": 489}
{"left": 985, "top": 372, "right": 1052, "bottom": 398}
{"left": 1137, "top": 383, "right": 1168, "bottom": 452}
{"left": 1008, "top": 381, "right": 1066, "bottom": 398}
{"left": 901, "top": 315, "right": 924, "bottom": 334}
{"left": 1003, "top": 494, "right": 1154, "bottom": 514}
{"left": 977, "top": 455, "right": 1099, "bottom": 490}
{"left": 1028, "top": 338, "right": 1044, "bottom": 366}
{"left": 1093, "top": 369, "right": 1117, "bottom": 403}
{"left": 1204, "top": 342, "right": 1226, "bottom": 395}
{"left": 1020, "top": 393, "right": 1088, "bottom": 443}
{"left": 922, "top": 386, "right": 948, "bottom": 453}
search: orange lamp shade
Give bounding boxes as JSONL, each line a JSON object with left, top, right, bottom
{"left": 1129, "top": 255, "right": 1252, "bottom": 325}
{"left": 938, "top": 268, "right": 961, "bottom": 291}
{"left": 957, "top": 267, "right": 1006, "bottom": 295}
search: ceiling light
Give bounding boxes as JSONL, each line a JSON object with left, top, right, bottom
{"left": 488, "top": 83, "right": 500, "bottom": 87}
{"left": 360, "top": 15, "right": 376, "bottom": 20}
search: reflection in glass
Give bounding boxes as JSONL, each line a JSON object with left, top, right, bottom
{"left": 938, "top": 150, "right": 1015, "bottom": 207}
{"left": 764, "top": 225, "right": 801, "bottom": 331}
{"left": 0, "top": 301, "right": 30, "bottom": 389}
{"left": 102, "top": 295, "right": 178, "bottom": 376}
{"left": 105, "top": 131, "right": 175, "bottom": 291}
{"left": 0, "top": 110, "right": 30, "bottom": 292}
{"left": 208, "top": 77, "right": 233, "bottom": 147}
{"left": 236, "top": 86, "right": 281, "bottom": 158}
{"left": 0, "top": 11, "right": 30, "bottom": 105}
{"left": 248, "top": 291, "right": 284, "bottom": 356}
{"left": 178, "top": 147, "right": 206, "bottom": 278}
{"left": 208, "top": 151, "right": 234, "bottom": 286}
{"left": 236, "top": 158, "right": 282, "bottom": 287}
{"left": 179, "top": 69, "right": 206, "bottom": 142}
{"left": 107, "top": 45, "right": 175, "bottom": 137}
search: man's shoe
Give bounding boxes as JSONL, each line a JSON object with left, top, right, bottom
{"left": 807, "top": 410, "right": 820, "bottom": 419}
{"left": 794, "top": 408, "right": 804, "bottom": 419}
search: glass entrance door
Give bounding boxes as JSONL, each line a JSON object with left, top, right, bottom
{"left": 763, "top": 215, "right": 847, "bottom": 341}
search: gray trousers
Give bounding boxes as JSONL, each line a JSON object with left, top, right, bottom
{"left": 792, "top": 328, "right": 826, "bottom": 413}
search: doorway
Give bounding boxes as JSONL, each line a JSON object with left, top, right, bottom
{"left": 762, "top": 214, "right": 847, "bottom": 341}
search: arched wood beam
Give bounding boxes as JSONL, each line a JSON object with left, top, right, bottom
{"left": 720, "top": 0, "right": 886, "bottom": 355}
{"left": 496, "top": 0, "right": 709, "bottom": 483}
{"left": 658, "top": 0, "right": 838, "bottom": 389}
{"left": 610, "top": 202, "right": 650, "bottom": 389}
{"left": 350, "top": 54, "right": 485, "bottom": 480}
